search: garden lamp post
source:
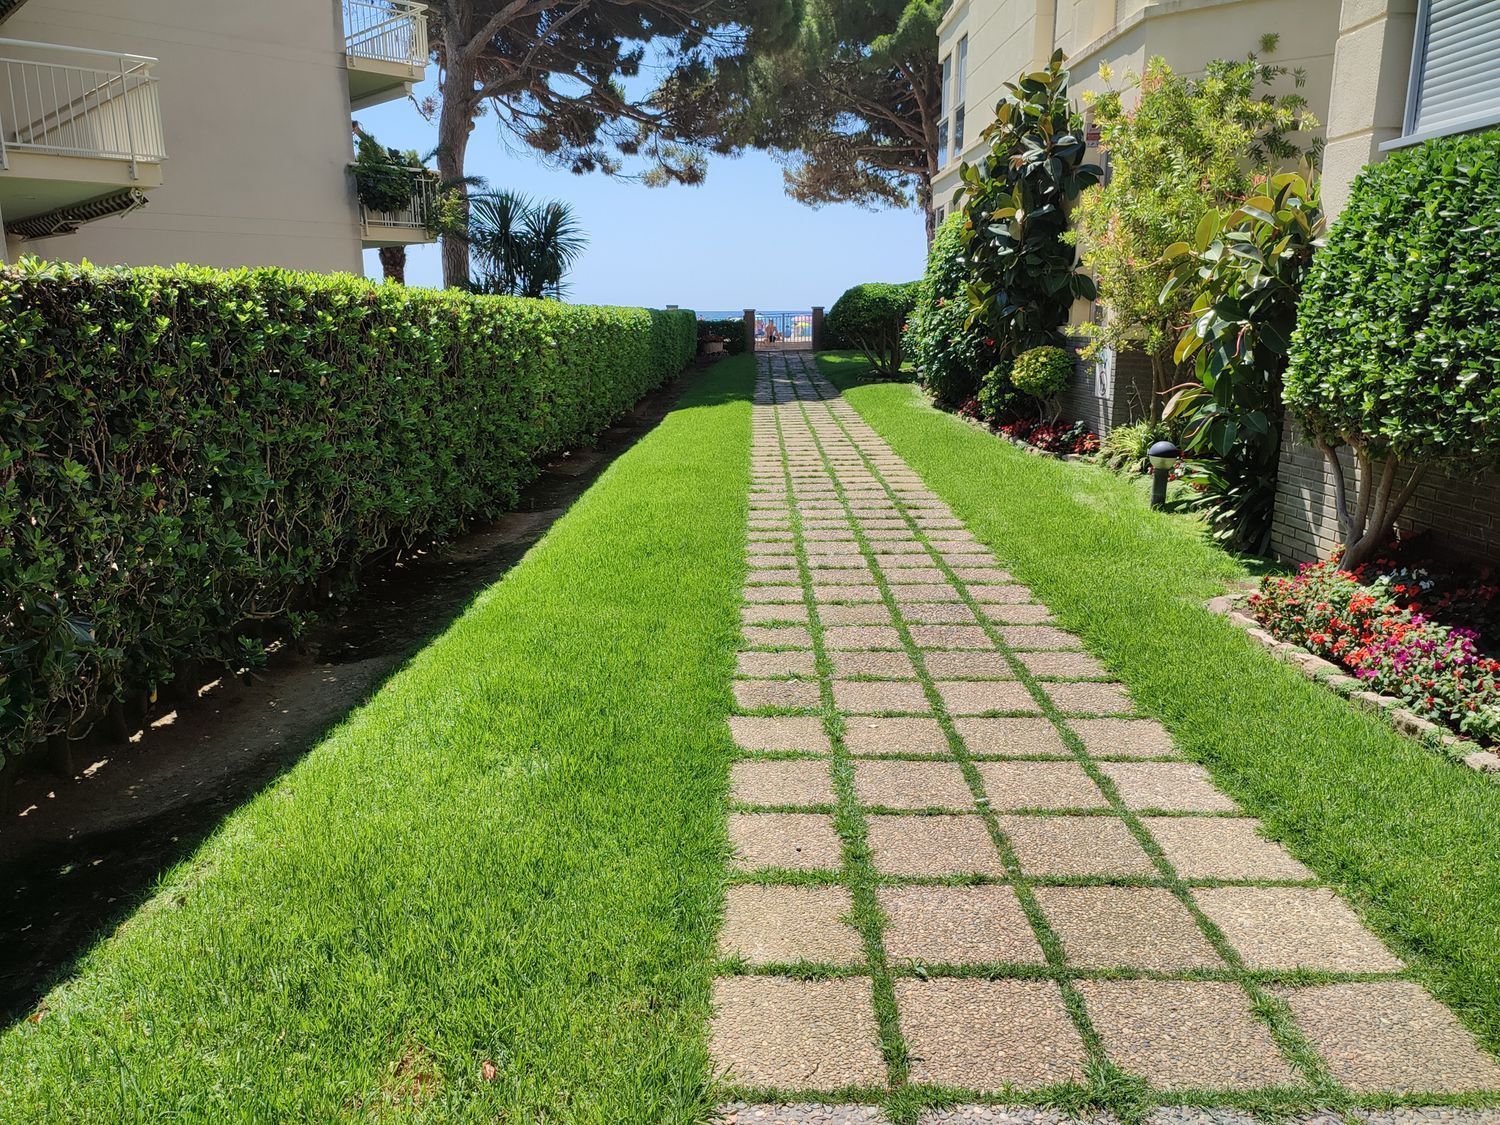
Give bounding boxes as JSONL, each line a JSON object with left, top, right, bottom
{"left": 1148, "top": 440, "right": 1180, "bottom": 509}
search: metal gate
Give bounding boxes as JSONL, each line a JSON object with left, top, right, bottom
{"left": 753, "top": 311, "right": 813, "bottom": 350}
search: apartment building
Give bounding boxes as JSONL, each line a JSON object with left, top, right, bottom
{"left": 934, "top": 0, "right": 1500, "bottom": 563}
{"left": 0, "top": 0, "right": 437, "bottom": 271}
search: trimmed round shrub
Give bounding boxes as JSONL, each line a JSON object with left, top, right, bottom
{"left": 825, "top": 281, "right": 919, "bottom": 376}
{"left": 1010, "top": 345, "right": 1075, "bottom": 399}
{"left": 1284, "top": 128, "right": 1500, "bottom": 565}
{"left": 905, "top": 213, "right": 992, "bottom": 405}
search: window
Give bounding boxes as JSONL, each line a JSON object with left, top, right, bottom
{"left": 1392, "top": 0, "right": 1500, "bottom": 148}
{"left": 939, "top": 52, "right": 952, "bottom": 165}
{"left": 954, "top": 36, "right": 968, "bottom": 155}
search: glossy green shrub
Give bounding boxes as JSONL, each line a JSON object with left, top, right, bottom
{"left": 697, "top": 317, "right": 747, "bottom": 355}
{"left": 905, "top": 214, "right": 992, "bottom": 405}
{"left": 825, "top": 281, "right": 919, "bottom": 376}
{"left": 0, "top": 260, "right": 696, "bottom": 761}
{"left": 1284, "top": 129, "right": 1500, "bottom": 566}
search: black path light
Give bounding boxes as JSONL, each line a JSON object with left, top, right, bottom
{"left": 1148, "top": 440, "right": 1180, "bottom": 509}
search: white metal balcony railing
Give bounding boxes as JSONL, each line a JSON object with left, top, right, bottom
{"left": 360, "top": 166, "right": 439, "bottom": 234}
{"left": 0, "top": 39, "right": 165, "bottom": 177}
{"left": 343, "top": 0, "right": 429, "bottom": 69}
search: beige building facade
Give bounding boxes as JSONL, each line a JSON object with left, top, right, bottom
{"left": 0, "top": 0, "right": 433, "bottom": 272}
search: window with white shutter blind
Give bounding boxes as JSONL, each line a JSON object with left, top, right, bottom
{"left": 1401, "top": 0, "right": 1500, "bottom": 143}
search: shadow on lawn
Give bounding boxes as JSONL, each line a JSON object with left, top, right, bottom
{"left": 0, "top": 359, "right": 734, "bottom": 1026}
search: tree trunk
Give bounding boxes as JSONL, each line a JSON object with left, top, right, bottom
{"left": 1148, "top": 351, "right": 1166, "bottom": 423}
{"left": 436, "top": 57, "right": 476, "bottom": 289}
{"left": 378, "top": 246, "right": 407, "bottom": 284}
{"left": 1316, "top": 439, "right": 1428, "bottom": 571}
{"left": 917, "top": 175, "right": 936, "bottom": 246}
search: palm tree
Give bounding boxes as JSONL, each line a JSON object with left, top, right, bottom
{"left": 466, "top": 191, "right": 587, "bottom": 299}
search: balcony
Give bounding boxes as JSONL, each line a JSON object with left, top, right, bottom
{"left": 0, "top": 39, "right": 165, "bottom": 239}
{"left": 358, "top": 164, "right": 440, "bottom": 247}
{"left": 344, "top": 0, "right": 429, "bottom": 110}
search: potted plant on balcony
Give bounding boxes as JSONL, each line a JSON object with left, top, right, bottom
{"left": 700, "top": 333, "right": 726, "bottom": 356}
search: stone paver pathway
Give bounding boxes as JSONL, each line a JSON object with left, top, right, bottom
{"left": 712, "top": 352, "right": 1500, "bottom": 1124}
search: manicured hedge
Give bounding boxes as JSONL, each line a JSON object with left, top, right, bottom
{"left": 825, "top": 281, "right": 919, "bottom": 375}
{"left": 697, "top": 317, "right": 747, "bottom": 355}
{"left": 0, "top": 260, "right": 696, "bottom": 762}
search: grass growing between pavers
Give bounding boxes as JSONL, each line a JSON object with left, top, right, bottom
{"left": 0, "top": 356, "right": 756, "bottom": 1122}
{"left": 817, "top": 352, "right": 1500, "bottom": 1071}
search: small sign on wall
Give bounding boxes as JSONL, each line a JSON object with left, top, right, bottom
{"left": 1094, "top": 346, "right": 1115, "bottom": 399}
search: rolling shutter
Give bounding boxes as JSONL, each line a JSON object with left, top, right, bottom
{"left": 1408, "top": 0, "right": 1500, "bottom": 137}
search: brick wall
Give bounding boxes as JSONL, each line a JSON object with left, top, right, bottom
{"left": 1056, "top": 341, "right": 1155, "bottom": 436}
{"left": 1270, "top": 418, "right": 1500, "bottom": 563}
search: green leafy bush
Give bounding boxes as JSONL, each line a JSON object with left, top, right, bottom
{"left": 905, "top": 214, "right": 992, "bottom": 405}
{"left": 1163, "top": 172, "right": 1323, "bottom": 553}
{"left": 1285, "top": 129, "right": 1500, "bottom": 568}
{"left": 0, "top": 259, "right": 696, "bottom": 762}
{"left": 825, "top": 281, "right": 919, "bottom": 376}
{"left": 976, "top": 360, "right": 1019, "bottom": 421}
{"left": 1010, "top": 345, "right": 1074, "bottom": 403}
{"left": 351, "top": 133, "right": 427, "bottom": 216}
{"left": 959, "top": 51, "right": 1099, "bottom": 360}
{"left": 697, "top": 317, "right": 746, "bottom": 355}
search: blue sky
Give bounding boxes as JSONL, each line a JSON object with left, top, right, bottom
{"left": 354, "top": 74, "right": 926, "bottom": 310}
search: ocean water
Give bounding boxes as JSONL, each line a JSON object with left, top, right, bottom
{"left": 695, "top": 310, "right": 811, "bottom": 319}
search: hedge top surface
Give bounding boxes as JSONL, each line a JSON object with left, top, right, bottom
{"left": 1284, "top": 129, "right": 1500, "bottom": 463}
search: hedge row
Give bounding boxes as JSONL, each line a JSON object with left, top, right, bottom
{"left": 697, "top": 317, "right": 747, "bottom": 355}
{"left": 0, "top": 260, "right": 697, "bottom": 762}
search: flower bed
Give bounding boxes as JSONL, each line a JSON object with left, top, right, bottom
{"left": 1250, "top": 560, "right": 1500, "bottom": 746}
{"left": 997, "top": 416, "right": 1100, "bottom": 457}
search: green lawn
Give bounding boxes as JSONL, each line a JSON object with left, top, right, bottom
{"left": 0, "top": 356, "right": 754, "bottom": 1122}
{"left": 818, "top": 352, "right": 1500, "bottom": 1063}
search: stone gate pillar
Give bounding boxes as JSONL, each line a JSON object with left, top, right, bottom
{"left": 743, "top": 308, "right": 756, "bottom": 354}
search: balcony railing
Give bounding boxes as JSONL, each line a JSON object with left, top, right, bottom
{"left": 359, "top": 165, "right": 440, "bottom": 236}
{"left": 344, "top": 0, "right": 428, "bottom": 69}
{"left": 0, "top": 39, "right": 165, "bottom": 177}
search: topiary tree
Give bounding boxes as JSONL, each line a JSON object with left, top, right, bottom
{"left": 958, "top": 50, "right": 1100, "bottom": 361}
{"left": 905, "top": 213, "right": 995, "bottom": 405}
{"left": 1010, "top": 345, "right": 1075, "bottom": 420}
{"left": 825, "top": 281, "right": 920, "bottom": 376}
{"left": 1284, "top": 129, "right": 1500, "bottom": 570}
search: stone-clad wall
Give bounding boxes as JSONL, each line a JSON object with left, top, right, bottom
{"left": 1056, "top": 342, "right": 1155, "bottom": 437}
{"left": 1269, "top": 420, "right": 1500, "bottom": 563}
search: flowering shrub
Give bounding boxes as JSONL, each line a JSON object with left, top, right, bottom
{"left": 1250, "top": 561, "right": 1500, "bottom": 745}
{"left": 1000, "top": 418, "right": 1100, "bottom": 457}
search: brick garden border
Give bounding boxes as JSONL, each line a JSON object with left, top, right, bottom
{"left": 1208, "top": 594, "right": 1500, "bottom": 777}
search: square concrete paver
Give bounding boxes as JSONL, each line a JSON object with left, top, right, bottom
{"left": 844, "top": 717, "right": 951, "bottom": 756}
{"left": 935, "top": 680, "right": 1039, "bottom": 715}
{"left": 746, "top": 585, "right": 805, "bottom": 604}
{"left": 922, "top": 652, "right": 1014, "bottom": 679}
{"left": 823, "top": 625, "right": 904, "bottom": 651}
{"left": 1141, "top": 817, "right": 1314, "bottom": 882}
{"left": 1279, "top": 982, "right": 1500, "bottom": 1093}
{"left": 896, "top": 979, "right": 1087, "bottom": 1090}
{"left": 1194, "top": 887, "right": 1404, "bottom": 972}
{"left": 744, "top": 603, "right": 811, "bottom": 625}
{"left": 998, "top": 816, "right": 1157, "bottom": 877}
{"left": 736, "top": 680, "right": 823, "bottom": 712}
{"left": 744, "top": 625, "right": 814, "bottom": 649}
{"left": 1035, "top": 887, "right": 1223, "bottom": 971}
{"left": 711, "top": 976, "right": 887, "bottom": 1090}
{"left": 820, "top": 604, "right": 895, "bottom": 626}
{"left": 738, "top": 651, "right": 818, "bottom": 678}
{"left": 909, "top": 625, "right": 995, "bottom": 650}
{"left": 732, "top": 759, "right": 837, "bottom": 808}
{"left": 1070, "top": 718, "right": 1178, "bottom": 758}
{"left": 813, "top": 585, "right": 884, "bottom": 604}
{"left": 866, "top": 815, "right": 1005, "bottom": 876}
{"left": 1098, "top": 762, "right": 1237, "bottom": 812}
{"left": 831, "top": 651, "right": 918, "bottom": 679}
{"left": 997, "top": 626, "right": 1083, "bottom": 651}
{"left": 889, "top": 584, "right": 965, "bottom": 603}
{"left": 1045, "top": 683, "right": 1135, "bottom": 715}
{"left": 729, "top": 814, "right": 843, "bottom": 872}
{"left": 974, "top": 761, "right": 1108, "bottom": 811}
{"left": 1077, "top": 980, "right": 1297, "bottom": 1089}
{"left": 833, "top": 681, "right": 931, "bottom": 715}
{"left": 956, "top": 718, "right": 1071, "bottom": 757}
{"left": 719, "top": 885, "right": 864, "bottom": 965}
{"left": 969, "top": 585, "right": 1035, "bottom": 605}
{"left": 854, "top": 760, "right": 974, "bottom": 811}
{"left": 730, "top": 716, "right": 832, "bottom": 753}
{"left": 879, "top": 885, "right": 1045, "bottom": 965}
{"left": 901, "top": 603, "right": 978, "bottom": 625}
{"left": 978, "top": 604, "right": 1055, "bottom": 626}
{"left": 1017, "top": 652, "right": 1111, "bottom": 680}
